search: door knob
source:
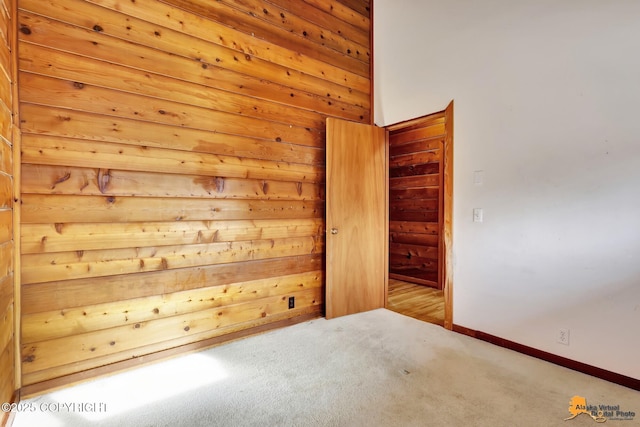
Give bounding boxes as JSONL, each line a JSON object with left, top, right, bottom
{"left": 330, "top": 228, "right": 339, "bottom": 235}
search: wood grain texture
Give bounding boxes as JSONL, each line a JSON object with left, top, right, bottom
{"left": 0, "top": 138, "right": 10, "bottom": 173}
{"left": 22, "top": 254, "right": 323, "bottom": 314}
{"left": 22, "top": 218, "right": 323, "bottom": 254}
{"left": 18, "top": 43, "right": 367, "bottom": 125}
{"left": 387, "top": 279, "right": 444, "bottom": 326}
{"left": 18, "top": 8, "right": 368, "bottom": 110}
{"left": 21, "top": 236, "right": 323, "bottom": 284}
{"left": 21, "top": 135, "right": 323, "bottom": 183}
{"left": 21, "top": 287, "right": 322, "bottom": 378}
{"left": 21, "top": 309, "right": 321, "bottom": 395}
{"left": 0, "top": 0, "right": 13, "bottom": 413}
{"left": 443, "top": 101, "right": 454, "bottom": 330}
{"left": 325, "top": 118, "right": 386, "bottom": 319}
{"left": 22, "top": 271, "right": 322, "bottom": 343}
{"left": 388, "top": 112, "right": 445, "bottom": 289}
{"left": 17, "top": 0, "right": 371, "bottom": 387}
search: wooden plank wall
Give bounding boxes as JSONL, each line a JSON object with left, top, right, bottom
{"left": 17, "top": 0, "right": 370, "bottom": 389}
{"left": 0, "top": 0, "right": 15, "bottom": 422}
{"left": 388, "top": 113, "right": 445, "bottom": 288}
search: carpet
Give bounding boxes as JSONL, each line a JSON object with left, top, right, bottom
{"left": 12, "top": 309, "right": 639, "bottom": 426}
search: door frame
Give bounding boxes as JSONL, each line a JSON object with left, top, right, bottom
{"left": 384, "top": 101, "right": 454, "bottom": 330}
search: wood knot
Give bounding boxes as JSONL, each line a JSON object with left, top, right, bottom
{"left": 214, "top": 177, "right": 225, "bottom": 193}
{"left": 19, "top": 26, "right": 31, "bottom": 35}
{"left": 23, "top": 355, "right": 35, "bottom": 363}
{"left": 183, "top": 326, "right": 190, "bottom": 331}
{"left": 98, "top": 169, "right": 111, "bottom": 194}
{"left": 52, "top": 172, "right": 71, "bottom": 189}
{"left": 73, "top": 82, "right": 85, "bottom": 89}
{"left": 93, "top": 24, "right": 104, "bottom": 32}
{"left": 106, "top": 196, "right": 116, "bottom": 204}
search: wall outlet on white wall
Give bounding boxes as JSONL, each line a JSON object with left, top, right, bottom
{"left": 557, "top": 328, "right": 570, "bottom": 345}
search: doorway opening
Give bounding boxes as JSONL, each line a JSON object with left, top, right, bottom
{"left": 385, "top": 102, "right": 453, "bottom": 329}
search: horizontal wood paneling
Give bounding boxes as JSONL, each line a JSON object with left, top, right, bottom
{"left": 389, "top": 174, "right": 440, "bottom": 190}
{"left": 22, "top": 218, "right": 323, "bottom": 254}
{"left": 0, "top": 335, "right": 15, "bottom": 421}
{"left": 22, "top": 236, "right": 323, "bottom": 284}
{"left": 20, "top": 103, "right": 321, "bottom": 150}
{"left": 21, "top": 165, "right": 324, "bottom": 200}
{"left": 390, "top": 188, "right": 439, "bottom": 200}
{"left": 20, "top": 71, "right": 326, "bottom": 138}
{"left": 157, "top": 0, "right": 369, "bottom": 79}
{"left": 18, "top": 42, "right": 365, "bottom": 126}
{"left": 22, "top": 270, "right": 323, "bottom": 343}
{"left": 22, "top": 287, "right": 321, "bottom": 374}
{"left": 301, "top": 0, "right": 369, "bottom": 33}
{"left": 267, "top": 0, "right": 369, "bottom": 49}
{"left": 389, "top": 150, "right": 440, "bottom": 168}
{"left": 21, "top": 195, "right": 323, "bottom": 223}
{"left": 0, "top": 172, "right": 10, "bottom": 208}
{"left": 0, "top": 0, "right": 13, "bottom": 415}
{"left": 18, "top": 0, "right": 371, "bottom": 387}
{"left": 21, "top": 136, "right": 323, "bottom": 183}
{"left": 0, "top": 296, "right": 12, "bottom": 361}
{"left": 22, "top": 254, "right": 322, "bottom": 314}
{"left": 0, "top": 209, "right": 10, "bottom": 241}
{"left": 22, "top": 304, "right": 322, "bottom": 386}
{"left": 389, "top": 114, "right": 444, "bottom": 288}
{"left": 0, "top": 138, "right": 10, "bottom": 173}
{"left": 18, "top": 8, "right": 368, "bottom": 111}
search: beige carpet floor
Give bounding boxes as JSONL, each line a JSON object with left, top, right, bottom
{"left": 12, "top": 309, "right": 639, "bottom": 426}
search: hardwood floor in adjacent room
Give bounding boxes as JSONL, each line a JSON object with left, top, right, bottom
{"left": 387, "top": 279, "right": 445, "bottom": 326}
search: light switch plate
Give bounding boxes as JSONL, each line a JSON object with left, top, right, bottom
{"left": 473, "top": 208, "right": 483, "bottom": 223}
{"left": 473, "top": 170, "right": 484, "bottom": 185}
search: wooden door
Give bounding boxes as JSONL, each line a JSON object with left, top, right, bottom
{"left": 325, "top": 118, "right": 387, "bottom": 319}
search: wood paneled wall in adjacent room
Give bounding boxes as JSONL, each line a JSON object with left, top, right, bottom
{"left": 388, "top": 112, "right": 445, "bottom": 289}
{"left": 17, "top": 0, "right": 370, "bottom": 389}
{"left": 0, "top": 0, "right": 15, "bottom": 421}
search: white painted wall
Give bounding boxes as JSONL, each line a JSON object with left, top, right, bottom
{"left": 374, "top": 0, "right": 640, "bottom": 379}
